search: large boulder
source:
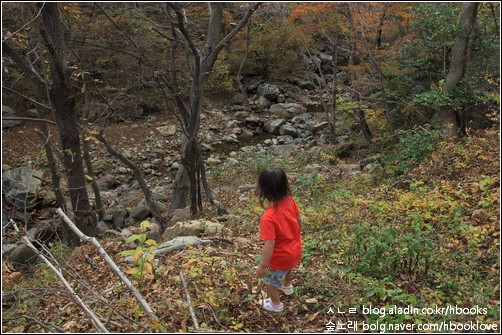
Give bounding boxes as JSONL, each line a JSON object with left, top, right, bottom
{"left": 162, "top": 220, "right": 225, "bottom": 241}
{"left": 264, "top": 119, "right": 286, "bottom": 135}
{"left": 257, "top": 83, "right": 281, "bottom": 101}
{"left": 269, "top": 103, "right": 306, "bottom": 120}
{"left": 2, "top": 167, "right": 44, "bottom": 210}
{"left": 154, "top": 236, "right": 215, "bottom": 257}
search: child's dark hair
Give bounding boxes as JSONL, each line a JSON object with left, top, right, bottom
{"left": 255, "top": 167, "right": 291, "bottom": 206}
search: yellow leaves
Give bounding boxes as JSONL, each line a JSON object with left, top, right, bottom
{"left": 133, "top": 249, "right": 144, "bottom": 264}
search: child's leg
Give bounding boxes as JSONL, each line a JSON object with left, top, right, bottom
{"left": 282, "top": 271, "right": 293, "bottom": 288}
{"left": 265, "top": 284, "right": 281, "bottom": 306}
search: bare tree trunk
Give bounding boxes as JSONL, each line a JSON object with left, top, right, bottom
{"left": 440, "top": 2, "right": 479, "bottom": 137}
{"left": 355, "top": 4, "right": 392, "bottom": 133}
{"left": 236, "top": 19, "right": 252, "bottom": 93}
{"left": 7, "top": 36, "right": 68, "bottom": 213}
{"left": 168, "top": 2, "right": 261, "bottom": 215}
{"left": 40, "top": 3, "right": 95, "bottom": 245}
{"left": 34, "top": 85, "right": 66, "bottom": 212}
{"left": 330, "top": 33, "right": 339, "bottom": 140}
{"left": 82, "top": 75, "right": 104, "bottom": 220}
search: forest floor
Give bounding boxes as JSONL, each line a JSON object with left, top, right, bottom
{"left": 2, "top": 114, "right": 500, "bottom": 332}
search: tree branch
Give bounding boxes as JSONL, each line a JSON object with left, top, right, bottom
{"left": 11, "top": 220, "right": 109, "bottom": 333}
{"left": 56, "top": 208, "right": 161, "bottom": 323}
{"left": 180, "top": 270, "right": 199, "bottom": 330}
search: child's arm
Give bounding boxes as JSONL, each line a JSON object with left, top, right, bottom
{"left": 256, "top": 239, "right": 275, "bottom": 277}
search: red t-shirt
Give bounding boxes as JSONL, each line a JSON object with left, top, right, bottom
{"left": 259, "top": 196, "right": 302, "bottom": 270}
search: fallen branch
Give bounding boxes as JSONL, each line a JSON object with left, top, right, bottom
{"left": 11, "top": 220, "right": 109, "bottom": 333}
{"left": 56, "top": 208, "right": 160, "bottom": 322}
{"left": 180, "top": 270, "right": 199, "bottom": 330}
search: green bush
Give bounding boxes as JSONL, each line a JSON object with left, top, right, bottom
{"left": 384, "top": 125, "right": 441, "bottom": 176}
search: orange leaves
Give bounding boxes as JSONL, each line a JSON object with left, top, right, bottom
{"left": 1, "top": 261, "right": 23, "bottom": 290}
{"left": 288, "top": 3, "right": 335, "bottom": 24}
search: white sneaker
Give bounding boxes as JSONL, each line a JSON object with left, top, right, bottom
{"left": 280, "top": 285, "right": 294, "bottom": 295}
{"left": 258, "top": 298, "right": 284, "bottom": 312}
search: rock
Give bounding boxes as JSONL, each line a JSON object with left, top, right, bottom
{"left": 225, "top": 158, "right": 240, "bottom": 166}
{"left": 238, "top": 184, "right": 255, "bottom": 193}
{"left": 162, "top": 220, "right": 224, "bottom": 241}
{"left": 234, "top": 111, "right": 250, "bottom": 119}
{"left": 155, "top": 236, "right": 215, "bottom": 257}
{"left": 2, "top": 105, "right": 22, "bottom": 128}
{"left": 271, "top": 144, "right": 296, "bottom": 157}
{"left": 298, "top": 80, "right": 316, "bottom": 90}
{"left": 223, "top": 134, "right": 239, "bottom": 144}
{"left": 96, "top": 221, "right": 113, "bottom": 236}
{"left": 171, "top": 206, "right": 191, "bottom": 224}
{"left": 206, "top": 156, "right": 222, "bottom": 165}
{"left": 112, "top": 208, "right": 128, "bottom": 229}
{"left": 269, "top": 103, "right": 306, "bottom": 120}
{"left": 2, "top": 167, "right": 44, "bottom": 210}
{"left": 130, "top": 205, "right": 151, "bottom": 220}
{"left": 312, "top": 121, "right": 330, "bottom": 133}
{"left": 359, "top": 155, "right": 382, "bottom": 170}
{"left": 121, "top": 228, "right": 132, "bottom": 239}
{"left": 7, "top": 244, "right": 38, "bottom": 265}
{"left": 279, "top": 124, "right": 298, "bottom": 137}
{"left": 257, "top": 83, "right": 281, "bottom": 101}
{"left": 264, "top": 119, "right": 286, "bottom": 134}
{"left": 156, "top": 125, "right": 177, "bottom": 136}
{"left": 244, "top": 115, "right": 262, "bottom": 125}
{"left": 256, "top": 95, "right": 272, "bottom": 109}
{"left": 2, "top": 244, "right": 18, "bottom": 259}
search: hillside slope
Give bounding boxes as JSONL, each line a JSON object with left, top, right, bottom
{"left": 2, "top": 126, "right": 500, "bottom": 333}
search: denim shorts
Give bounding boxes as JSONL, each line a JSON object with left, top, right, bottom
{"left": 263, "top": 268, "right": 291, "bottom": 288}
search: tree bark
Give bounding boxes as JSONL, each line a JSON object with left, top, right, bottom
{"left": 440, "top": 2, "right": 478, "bottom": 137}
{"left": 40, "top": 3, "right": 95, "bottom": 245}
{"left": 168, "top": 2, "right": 261, "bottom": 215}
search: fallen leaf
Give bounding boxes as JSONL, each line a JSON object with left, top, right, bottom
{"left": 305, "top": 298, "right": 318, "bottom": 304}
{"left": 308, "top": 311, "right": 320, "bottom": 321}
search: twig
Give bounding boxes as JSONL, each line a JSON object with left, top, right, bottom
{"left": 2, "top": 116, "right": 56, "bottom": 125}
{"left": 11, "top": 220, "right": 109, "bottom": 333}
{"left": 56, "top": 208, "right": 160, "bottom": 322}
{"left": 179, "top": 270, "right": 199, "bottom": 330}
{"left": 5, "top": 314, "right": 67, "bottom": 333}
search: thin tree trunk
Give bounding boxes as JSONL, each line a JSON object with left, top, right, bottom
{"left": 40, "top": 3, "right": 95, "bottom": 245}
{"left": 330, "top": 33, "right": 339, "bottom": 140}
{"left": 236, "top": 20, "right": 251, "bottom": 93}
{"left": 356, "top": 4, "right": 392, "bottom": 133}
{"left": 440, "top": 2, "right": 479, "bottom": 137}
{"left": 168, "top": 2, "right": 261, "bottom": 215}
{"left": 82, "top": 75, "right": 104, "bottom": 220}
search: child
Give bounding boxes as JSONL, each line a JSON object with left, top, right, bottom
{"left": 255, "top": 167, "right": 302, "bottom": 312}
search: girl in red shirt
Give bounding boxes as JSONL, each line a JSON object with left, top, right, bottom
{"left": 255, "top": 167, "right": 302, "bottom": 312}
